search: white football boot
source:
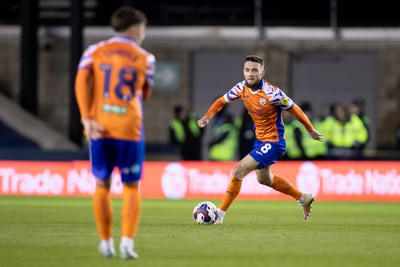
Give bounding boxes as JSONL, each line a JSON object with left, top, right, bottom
{"left": 214, "top": 208, "right": 225, "bottom": 225}
{"left": 298, "top": 194, "right": 315, "bottom": 220}
{"left": 120, "top": 237, "right": 139, "bottom": 260}
{"left": 98, "top": 238, "right": 116, "bottom": 258}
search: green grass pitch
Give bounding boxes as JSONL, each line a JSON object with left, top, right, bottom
{"left": 0, "top": 196, "right": 399, "bottom": 267}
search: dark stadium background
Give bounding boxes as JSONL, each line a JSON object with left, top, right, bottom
{"left": 0, "top": 0, "right": 399, "bottom": 27}
{"left": 0, "top": 0, "right": 399, "bottom": 160}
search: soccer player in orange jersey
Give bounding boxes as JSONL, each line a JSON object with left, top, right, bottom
{"left": 198, "top": 55, "right": 324, "bottom": 224}
{"left": 75, "top": 6, "right": 155, "bottom": 259}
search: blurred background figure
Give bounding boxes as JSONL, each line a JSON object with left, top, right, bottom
{"left": 324, "top": 102, "right": 368, "bottom": 159}
{"left": 169, "top": 105, "right": 185, "bottom": 152}
{"left": 282, "top": 111, "right": 296, "bottom": 159}
{"left": 285, "top": 102, "right": 327, "bottom": 160}
{"left": 208, "top": 113, "right": 238, "bottom": 161}
{"left": 169, "top": 105, "right": 203, "bottom": 160}
{"left": 186, "top": 111, "right": 204, "bottom": 160}
{"left": 1, "top": 0, "right": 400, "bottom": 162}
{"left": 237, "top": 109, "right": 255, "bottom": 159}
{"left": 349, "top": 97, "right": 371, "bottom": 149}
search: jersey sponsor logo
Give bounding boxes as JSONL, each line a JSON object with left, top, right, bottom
{"left": 102, "top": 104, "right": 127, "bottom": 114}
{"left": 280, "top": 97, "right": 289, "bottom": 105}
{"left": 260, "top": 98, "right": 266, "bottom": 105}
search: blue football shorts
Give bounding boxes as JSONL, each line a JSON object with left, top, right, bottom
{"left": 249, "top": 138, "right": 286, "bottom": 169}
{"left": 89, "top": 138, "right": 145, "bottom": 183}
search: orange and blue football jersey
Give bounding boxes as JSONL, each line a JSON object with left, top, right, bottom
{"left": 205, "top": 79, "right": 313, "bottom": 143}
{"left": 76, "top": 36, "right": 155, "bottom": 142}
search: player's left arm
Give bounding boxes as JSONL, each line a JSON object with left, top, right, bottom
{"left": 143, "top": 53, "right": 156, "bottom": 101}
{"left": 142, "top": 80, "right": 152, "bottom": 101}
{"left": 270, "top": 87, "right": 323, "bottom": 141}
{"left": 287, "top": 104, "right": 324, "bottom": 141}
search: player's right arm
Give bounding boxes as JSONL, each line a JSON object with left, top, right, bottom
{"left": 75, "top": 69, "right": 105, "bottom": 139}
{"left": 198, "top": 82, "right": 243, "bottom": 128}
{"left": 198, "top": 96, "right": 227, "bottom": 128}
{"left": 74, "top": 69, "right": 91, "bottom": 121}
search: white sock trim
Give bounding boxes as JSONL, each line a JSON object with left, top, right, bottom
{"left": 217, "top": 208, "right": 226, "bottom": 218}
{"left": 100, "top": 239, "right": 108, "bottom": 249}
{"left": 121, "top": 236, "right": 134, "bottom": 248}
{"left": 108, "top": 238, "right": 114, "bottom": 248}
{"left": 100, "top": 238, "right": 114, "bottom": 248}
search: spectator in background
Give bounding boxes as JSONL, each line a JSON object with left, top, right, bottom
{"left": 349, "top": 97, "right": 371, "bottom": 149}
{"left": 285, "top": 102, "right": 327, "bottom": 160}
{"left": 324, "top": 102, "right": 368, "bottom": 159}
{"left": 318, "top": 103, "right": 336, "bottom": 146}
{"left": 237, "top": 109, "right": 255, "bottom": 159}
{"left": 169, "top": 105, "right": 203, "bottom": 160}
{"left": 208, "top": 113, "right": 238, "bottom": 161}
{"left": 169, "top": 105, "right": 185, "bottom": 154}
{"left": 282, "top": 111, "right": 298, "bottom": 159}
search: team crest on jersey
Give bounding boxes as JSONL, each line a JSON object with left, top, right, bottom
{"left": 260, "top": 98, "right": 266, "bottom": 105}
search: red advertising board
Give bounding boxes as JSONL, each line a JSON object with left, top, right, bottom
{"left": 0, "top": 160, "right": 399, "bottom": 201}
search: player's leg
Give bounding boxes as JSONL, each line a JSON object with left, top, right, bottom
{"left": 216, "top": 154, "right": 259, "bottom": 224}
{"left": 116, "top": 140, "right": 144, "bottom": 259}
{"left": 256, "top": 167, "right": 314, "bottom": 220}
{"left": 120, "top": 181, "right": 141, "bottom": 259}
{"left": 252, "top": 139, "right": 315, "bottom": 219}
{"left": 256, "top": 167, "right": 302, "bottom": 199}
{"left": 297, "top": 193, "right": 315, "bottom": 219}
{"left": 93, "top": 178, "right": 116, "bottom": 257}
{"left": 90, "top": 139, "right": 116, "bottom": 257}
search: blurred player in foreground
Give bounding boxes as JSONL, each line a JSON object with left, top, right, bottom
{"left": 75, "top": 6, "right": 155, "bottom": 259}
{"left": 198, "top": 55, "right": 323, "bottom": 224}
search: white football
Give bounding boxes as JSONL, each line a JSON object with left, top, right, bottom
{"left": 192, "top": 201, "right": 218, "bottom": 224}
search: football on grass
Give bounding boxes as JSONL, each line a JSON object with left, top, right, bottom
{"left": 193, "top": 201, "right": 218, "bottom": 224}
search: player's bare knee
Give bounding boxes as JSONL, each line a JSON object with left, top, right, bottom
{"left": 257, "top": 176, "right": 272, "bottom": 186}
{"left": 231, "top": 168, "right": 243, "bottom": 178}
{"left": 232, "top": 163, "right": 246, "bottom": 178}
{"left": 96, "top": 178, "right": 111, "bottom": 188}
{"left": 256, "top": 172, "right": 273, "bottom": 186}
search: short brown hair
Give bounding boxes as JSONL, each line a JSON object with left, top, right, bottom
{"left": 245, "top": 55, "right": 264, "bottom": 67}
{"left": 111, "top": 6, "right": 147, "bottom": 32}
